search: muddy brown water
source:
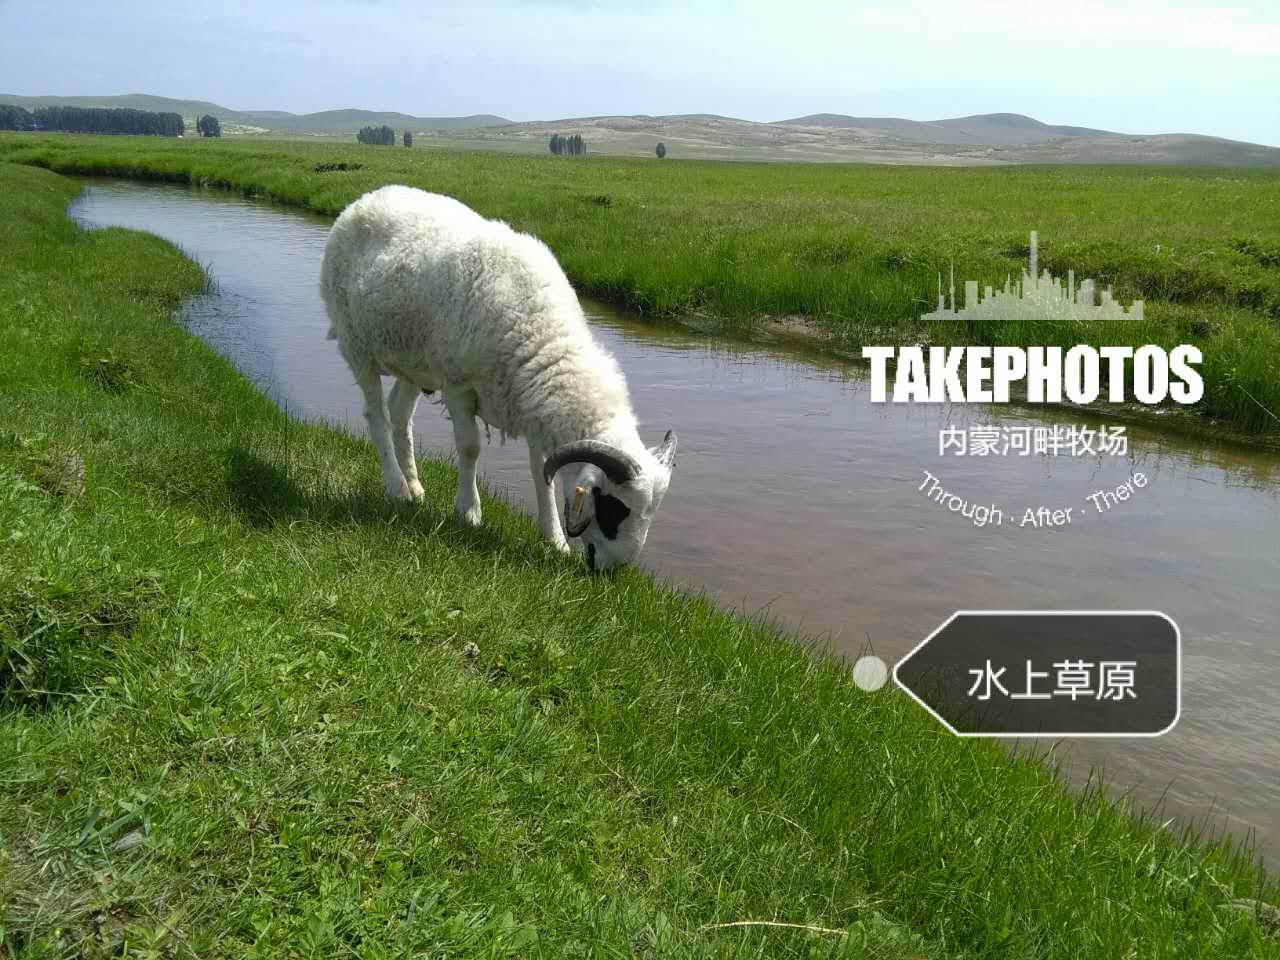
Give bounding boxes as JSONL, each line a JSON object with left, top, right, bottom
{"left": 70, "top": 179, "right": 1280, "bottom": 860}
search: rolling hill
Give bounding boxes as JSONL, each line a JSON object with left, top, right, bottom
{"left": 448, "top": 112, "right": 1280, "bottom": 166}
{"left": 0, "top": 93, "right": 507, "bottom": 133}
{"left": 262, "top": 108, "right": 508, "bottom": 133}
{"left": 3, "top": 93, "right": 1276, "bottom": 166}
{"left": 0, "top": 93, "right": 234, "bottom": 118}
{"left": 775, "top": 111, "right": 1112, "bottom": 145}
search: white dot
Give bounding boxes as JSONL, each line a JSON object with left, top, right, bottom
{"left": 852, "top": 655, "right": 889, "bottom": 692}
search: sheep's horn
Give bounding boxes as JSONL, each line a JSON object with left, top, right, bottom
{"left": 543, "top": 441, "right": 642, "bottom": 486}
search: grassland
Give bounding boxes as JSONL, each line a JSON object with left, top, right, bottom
{"left": 2, "top": 160, "right": 1280, "bottom": 956}
{"left": 1, "top": 133, "right": 1278, "bottom": 438}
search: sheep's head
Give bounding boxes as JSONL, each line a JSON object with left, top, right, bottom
{"left": 543, "top": 431, "right": 678, "bottom": 572}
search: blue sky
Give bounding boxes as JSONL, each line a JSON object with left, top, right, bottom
{"left": 3, "top": 0, "right": 1278, "bottom": 144}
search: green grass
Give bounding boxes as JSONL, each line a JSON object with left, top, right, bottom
{"left": 1, "top": 134, "right": 1278, "bottom": 435}
{"left": 2, "top": 160, "right": 1280, "bottom": 958}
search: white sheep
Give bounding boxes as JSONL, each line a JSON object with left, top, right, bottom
{"left": 319, "top": 185, "right": 677, "bottom": 571}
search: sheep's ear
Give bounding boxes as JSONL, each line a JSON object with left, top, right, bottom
{"left": 650, "top": 430, "right": 677, "bottom": 470}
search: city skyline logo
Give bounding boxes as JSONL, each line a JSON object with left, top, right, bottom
{"left": 921, "top": 230, "right": 1145, "bottom": 326}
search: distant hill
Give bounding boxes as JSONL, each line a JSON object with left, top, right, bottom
{"left": 1005, "top": 132, "right": 1280, "bottom": 167}
{"left": 468, "top": 112, "right": 1280, "bottom": 166}
{"left": 264, "top": 108, "right": 508, "bottom": 133}
{"left": 0, "top": 93, "right": 232, "bottom": 118}
{"left": 0, "top": 93, "right": 508, "bottom": 133}
{"left": 774, "top": 112, "right": 1113, "bottom": 145}
{"left": 3, "top": 94, "right": 1276, "bottom": 166}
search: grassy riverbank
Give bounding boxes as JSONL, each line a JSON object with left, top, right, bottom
{"left": 2, "top": 160, "right": 1279, "bottom": 957}
{"left": 1, "top": 133, "right": 1278, "bottom": 437}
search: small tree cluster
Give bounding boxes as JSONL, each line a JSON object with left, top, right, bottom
{"left": 549, "top": 133, "right": 585, "bottom": 156}
{"left": 0, "top": 104, "right": 35, "bottom": 131}
{"left": 403, "top": 130, "right": 413, "bottom": 147}
{"left": 197, "top": 114, "right": 222, "bottom": 138}
{"left": 357, "top": 125, "right": 396, "bottom": 145}
{"left": 655, "top": 141, "right": 666, "bottom": 159}
{"left": 24, "top": 106, "right": 183, "bottom": 136}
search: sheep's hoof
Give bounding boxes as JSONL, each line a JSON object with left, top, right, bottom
{"left": 389, "top": 481, "right": 420, "bottom": 502}
{"left": 456, "top": 503, "right": 483, "bottom": 527}
{"left": 406, "top": 480, "right": 425, "bottom": 500}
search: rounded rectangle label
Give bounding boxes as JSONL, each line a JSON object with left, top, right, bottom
{"left": 893, "top": 611, "right": 1180, "bottom": 737}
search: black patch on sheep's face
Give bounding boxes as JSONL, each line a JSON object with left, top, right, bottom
{"left": 592, "top": 487, "right": 631, "bottom": 540}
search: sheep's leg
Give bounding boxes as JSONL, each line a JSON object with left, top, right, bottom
{"left": 529, "top": 444, "right": 570, "bottom": 553}
{"left": 443, "top": 386, "right": 483, "bottom": 527}
{"left": 354, "top": 366, "right": 412, "bottom": 499}
{"left": 387, "top": 377, "right": 425, "bottom": 500}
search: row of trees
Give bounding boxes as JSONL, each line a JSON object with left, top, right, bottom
{"left": 0, "top": 105, "right": 186, "bottom": 136}
{"left": 549, "top": 133, "right": 586, "bottom": 155}
{"left": 355, "top": 126, "right": 415, "bottom": 147}
{"left": 0, "top": 105, "right": 34, "bottom": 130}
{"left": 356, "top": 125, "right": 396, "bottom": 145}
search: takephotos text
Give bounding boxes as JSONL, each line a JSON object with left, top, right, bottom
{"left": 861, "top": 345, "right": 1203, "bottom": 405}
